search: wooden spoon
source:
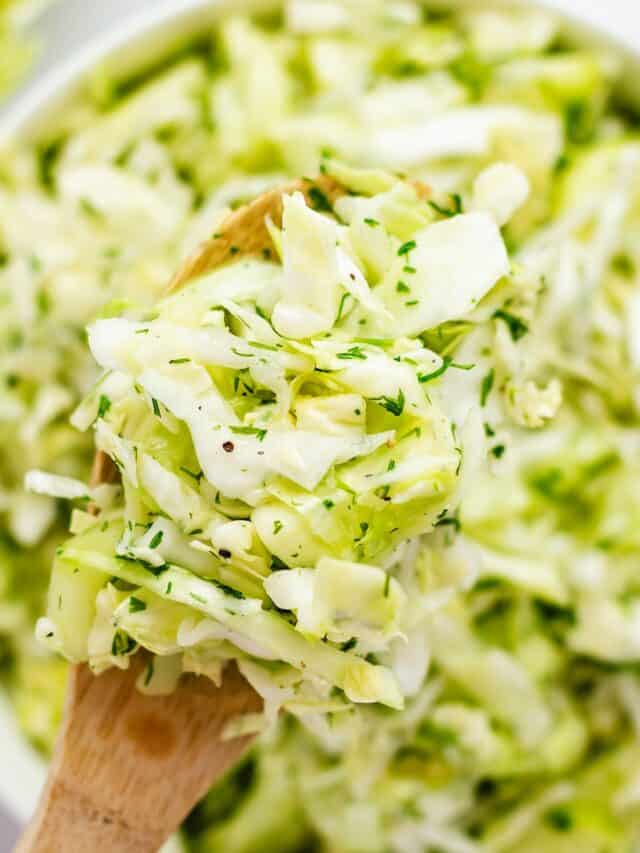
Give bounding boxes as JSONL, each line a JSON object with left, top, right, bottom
{"left": 16, "top": 174, "right": 358, "bottom": 853}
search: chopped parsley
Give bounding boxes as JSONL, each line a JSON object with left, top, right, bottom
{"left": 180, "top": 466, "right": 204, "bottom": 482}
{"left": 128, "top": 597, "right": 147, "bottom": 613}
{"left": 273, "top": 520, "right": 283, "bottom": 535}
{"left": 111, "top": 631, "right": 136, "bottom": 656}
{"left": 97, "top": 395, "right": 111, "bottom": 419}
{"left": 212, "top": 579, "right": 245, "bottom": 599}
{"left": 149, "top": 530, "right": 164, "bottom": 549}
{"left": 545, "top": 808, "right": 573, "bottom": 832}
{"left": 271, "top": 555, "right": 290, "bottom": 572}
{"left": 493, "top": 309, "right": 529, "bottom": 341}
{"left": 428, "top": 193, "right": 463, "bottom": 218}
{"left": 480, "top": 369, "right": 495, "bottom": 407}
{"left": 308, "top": 185, "right": 333, "bottom": 212}
{"left": 337, "top": 346, "right": 367, "bottom": 360}
{"left": 418, "top": 356, "right": 474, "bottom": 384}
{"left": 336, "top": 292, "right": 351, "bottom": 323}
{"left": 373, "top": 388, "right": 405, "bottom": 416}
{"left": 168, "top": 357, "right": 191, "bottom": 365}
{"left": 397, "top": 239, "right": 417, "bottom": 257}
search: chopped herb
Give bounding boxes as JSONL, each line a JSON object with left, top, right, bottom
{"left": 374, "top": 388, "right": 405, "bottom": 416}
{"left": 480, "top": 369, "right": 495, "bottom": 407}
{"left": 135, "top": 328, "right": 149, "bottom": 335}
{"left": 396, "top": 280, "right": 410, "bottom": 293}
{"left": 231, "top": 347, "right": 255, "bottom": 358}
{"left": 611, "top": 252, "right": 636, "bottom": 278}
{"left": 364, "top": 217, "right": 380, "bottom": 227}
{"left": 111, "top": 631, "right": 136, "bottom": 656}
{"left": 271, "top": 555, "right": 290, "bottom": 572}
{"left": 398, "top": 240, "right": 417, "bottom": 257}
{"left": 229, "top": 246, "right": 240, "bottom": 255}
{"left": 273, "top": 520, "right": 283, "bottom": 535}
{"left": 37, "top": 136, "right": 65, "bottom": 190}
{"left": 387, "top": 459, "right": 396, "bottom": 471}
{"left": 383, "top": 574, "right": 391, "bottom": 597}
{"left": 128, "top": 597, "right": 147, "bottom": 613}
{"left": 152, "top": 398, "right": 161, "bottom": 417}
{"left": 144, "top": 561, "right": 169, "bottom": 577}
{"left": 405, "top": 299, "right": 419, "bottom": 307}
{"left": 323, "top": 499, "right": 335, "bottom": 510}
{"left": 434, "top": 513, "right": 461, "bottom": 532}
{"left": 484, "top": 422, "right": 496, "bottom": 438}
{"left": 565, "top": 98, "right": 594, "bottom": 144}
{"left": 337, "top": 346, "right": 367, "bottom": 360}
{"left": 97, "top": 395, "right": 111, "bottom": 419}
{"left": 180, "top": 466, "right": 203, "bottom": 482}
{"left": 149, "top": 530, "right": 164, "bottom": 549}
{"left": 166, "top": 582, "right": 173, "bottom": 595}
{"left": 336, "top": 292, "right": 351, "bottom": 323}
{"left": 308, "top": 185, "right": 332, "bottom": 212}
{"left": 545, "top": 808, "right": 573, "bottom": 832}
{"left": 491, "top": 444, "right": 506, "bottom": 459}
{"left": 377, "top": 484, "right": 391, "bottom": 501}
{"left": 493, "top": 309, "right": 529, "bottom": 341}
{"left": 230, "top": 425, "right": 267, "bottom": 441}
{"left": 341, "top": 638, "right": 357, "bottom": 652}
{"left": 429, "top": 193, "right": 463, "bottom": 218}
{"left": 212, "top": 579, "right": 245, "bottom": 599}
{"left": 169, "top": 357, "right": 191, "bottom": 364}
{"left": 190, "top": 592, "right": 207, "bottom": 604}
{"left": 144, "top": 660, "right": 155, "bottom": 686}
{"left": 403, "top": 265, "right": 417, "bottom": 274}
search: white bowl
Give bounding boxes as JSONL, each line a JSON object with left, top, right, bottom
{"left": 1, "top": 0, "right": 639, "bottom": 831}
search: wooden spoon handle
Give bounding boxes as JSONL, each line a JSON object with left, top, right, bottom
{"left": 16, "top": 660, "right": 259, "bottom": 853}
{"left": 15, "top": 788, "right": 160, "bottom": 853}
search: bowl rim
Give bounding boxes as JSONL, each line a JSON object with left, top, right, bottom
{"left": 1, "top": 0, "right": 640, "bottom": 142}
{"left": 1, "top": 0, "right": 640, "bottom": 829}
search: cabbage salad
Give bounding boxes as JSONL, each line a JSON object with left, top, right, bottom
{"left": 2, "top": 1, "right": 640, "bottom": 851}
{"left": 31, "top": 161, "right": 538, "bottom": 715}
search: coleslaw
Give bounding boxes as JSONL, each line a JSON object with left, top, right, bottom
{"left": 1, "top": 1, "right": 639, "bottom": 851}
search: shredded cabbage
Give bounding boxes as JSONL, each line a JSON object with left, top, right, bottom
{"left": 37, "top": 170, "right": 537, "bottom": 717}
{"left": 0, "top": 2, "right": 639, "bottom": 851}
